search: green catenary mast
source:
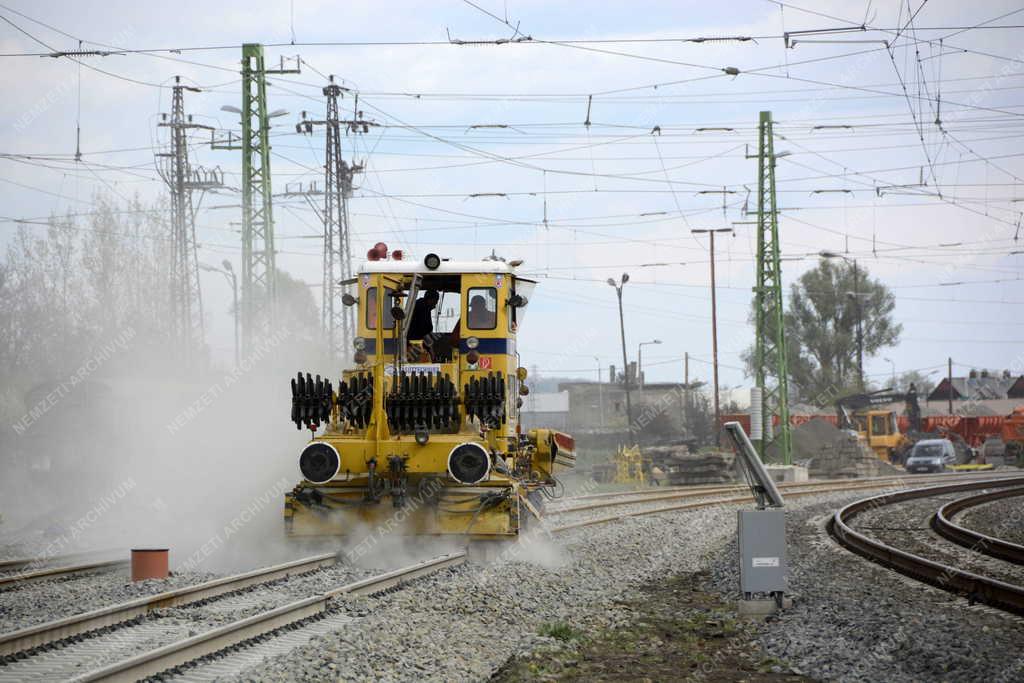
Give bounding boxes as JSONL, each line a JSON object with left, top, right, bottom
{"left": 754, "top": 110, "right": 792, "bottom": 464}
{"left": 240, "top": 43, "right": 276, "bottom": 353}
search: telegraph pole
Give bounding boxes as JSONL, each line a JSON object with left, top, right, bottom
{"left": 296, "top": 76, "right": 374, "bottom": 364}
{"left": 692, "top": 228, "right": 731, "bottom": 445}
{"left": 752, "top": 110, "right": 792, "bottom": 464}
{"left": 156, "top": 76, "right": 223, "bottom": 369}
{"left": 948, "top": 357, "right": 953, "bottom": 415}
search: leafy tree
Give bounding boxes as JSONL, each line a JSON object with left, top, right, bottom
{"left": 745, "top": 258, "right": 901, "bottom": 405}
{"left": 895, "top": 370, "right": 935, "bottom": 397}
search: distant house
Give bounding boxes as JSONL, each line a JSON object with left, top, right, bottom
{"left": 928, "top": 372, "right": 1024, "bottom": 402}
{"left": 519, "top": 391, "right": 570, "bottom": 431}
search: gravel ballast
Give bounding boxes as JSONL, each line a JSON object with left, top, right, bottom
{"left": 231, "top": 504, "right": 739, "bottom": 682}
{"left": 958, "top": 494, "right": 1024, "bottom": 546}
{"left": 0, "top": 569, "right": 220, "bottom": 633}
{"left": 6, "top": 485, "right": 1021, "bottom": 681}
{"left": 709, "top": 493, "right": 1024, "bottom": 683}
{"left": 223, "top": 486, "right": 1024, "bottom": 683}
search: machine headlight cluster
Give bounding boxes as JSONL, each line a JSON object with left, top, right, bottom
{"left": 447, "top": 442, "right": 491, "bottom": 484}
{"left": 465, "top": 336, "right": 480, "bottom": 350}
{"left": 299, "top": 442, "right": 341, "bottom": 484}
{"left": 353, "top": 337, "right": 366, "bottom": 351}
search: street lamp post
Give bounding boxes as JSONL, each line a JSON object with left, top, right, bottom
{"left": 819, "top": 251, "right": 863, "bottom": 389}
{"left": 692, "top": 228, "right": 732, "bottom": 441}
{"left": 638, "top": 339, "right": 662, "bottom": 388}
{"left": 884, "top": 357, "right": 896, "bottom": 389}
{"left": 607, "top": 274, "right": 633, "bottom": 441}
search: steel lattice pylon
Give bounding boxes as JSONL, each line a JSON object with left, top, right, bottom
{"left": 754, "top": 110, "right": 792, "bottom": 464}
{"left": 156, "top": 77, "right": 220, "bottom": 368}
{"left": 322, "top": 82, "right": 357, "bottom": 363}
{"left": 240, "top": 43, "right": 277, "bottom": 353}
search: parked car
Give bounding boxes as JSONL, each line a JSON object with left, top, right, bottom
{"left": 905, "top": 439, "right": 957, "bottom": 473}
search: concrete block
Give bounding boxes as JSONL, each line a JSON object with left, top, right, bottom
{"left": 736, "top": 596, "right": 793, "bottom": 617}
{"left": 765, "top": 464, "right": 808, "bottom": 483}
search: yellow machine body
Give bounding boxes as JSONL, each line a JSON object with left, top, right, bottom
{"left": 285, "top": 257, "right": 575, "bottom": 539}
{"left": 852, "top": 410, "right": 908, "bottom": 460}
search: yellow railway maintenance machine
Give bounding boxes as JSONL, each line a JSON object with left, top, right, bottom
{"left": 285, "top": 248, "right": 576, "bottom": 541}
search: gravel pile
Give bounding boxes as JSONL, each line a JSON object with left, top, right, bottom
{"left": 230, "top": 504, "right": 740, "bottom": 682}
{"left": 959, "top": 495, "right": 1024, "bottom": 546}
{"left": 708, "top": 493, "right": 1024, "bottom": 682}
{"left": 770, "top": 417, "right": 841, "bottom": 462}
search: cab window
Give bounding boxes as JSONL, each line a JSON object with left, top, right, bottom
{"left": 870, "top": 414, "right": 887, "bottom": 435}
{"left": 366, "top": 287, "right": 396, "bottom": 330}
{"left": 466, "top": 287, "right": 497, "bottom": 330}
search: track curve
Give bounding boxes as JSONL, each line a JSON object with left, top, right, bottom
{"left": 932, "top": 486, "right": 1024, "bottom": 565}
{"left": 829, "top": 477, "right": 1024, "bottom": 616}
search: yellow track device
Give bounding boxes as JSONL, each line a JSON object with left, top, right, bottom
{"left": 285, "top": 250, "right": 575, "bottom": 540}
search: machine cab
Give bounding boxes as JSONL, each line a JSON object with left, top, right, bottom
{"left": 343, "top": 251, "right": 535, "bottom": 443}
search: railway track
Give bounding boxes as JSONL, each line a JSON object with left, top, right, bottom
{"left": 3, "top": 474, "right": 1019, "bottom": 680}
{"left": 932, "top": 486, "right": 1024, "bottom": 565}
{"left": 548, "top": 472, "right": 1024, "bottom": 532}
{"left": 0, "top": 557, "right": 128, "bottom": 591}
{"left": 0, "top": 550, "right": 123, "bottom": 576}
{"left": 0, "top": 553, "right": 337, "bottom": 658}
{"left": 829, "top": 476, "right": 1024, "bottom": 616}
{"left": 0, "top": 552, "right": 464, "bottom": 682}
{"left": 551, "top": 470, "right": 1018, "bottom": 516}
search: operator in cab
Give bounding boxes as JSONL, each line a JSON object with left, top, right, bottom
{"left": 467, "top": 294, "right": 494, "bottom": 328}
{"left": 408, "top": 290, "right": 440, "bottom": 341}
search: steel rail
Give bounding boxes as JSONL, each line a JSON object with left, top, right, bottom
{"left": 829, "top": 477, "right": 1024, "bottom": 616}
{"left": 69, "top": 551, "right": 467, "bottom": 683}
{"left": 550, "top": 476, "right": 983, "bottom": 533}
{"left": 555, "top": 471, "right": 1021, "bottom": 514}
{"left": 0, "top": 549, "right": 123, "bottom": 575}
{"left": 0, "top": 553, "right": 338, "bottom": 657}
{"left": 0, "top": 559, "right": 128, "bottom": 590}
{"left": 932, "top": 486, "right": 1024, "bottom": 565}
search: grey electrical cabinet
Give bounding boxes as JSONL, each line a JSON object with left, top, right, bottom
{"left": 738, "top": 508, "right": 787, "bottom": 597}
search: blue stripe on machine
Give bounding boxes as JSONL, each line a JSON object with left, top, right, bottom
{"left": 364, "top": 338, "right": 398, "bottom": 355}
{"left": 459, "top": 338, "right": 508, "bottom": 354}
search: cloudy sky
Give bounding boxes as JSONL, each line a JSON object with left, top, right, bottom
{"left": 1, "top": 0, "right": 1023, "bottom": 394}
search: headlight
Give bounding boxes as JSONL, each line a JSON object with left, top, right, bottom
{"left": 299, "top": 442, "right": 340, "bottom": 484}
{"left": 465, "top": 336, "right": 480, "bottom": 349}
{"left": 353, "top": 337, "right": 366, "bottom": 351}
{"left": 447, "top": 443, "right": 490, "bottom": 484}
